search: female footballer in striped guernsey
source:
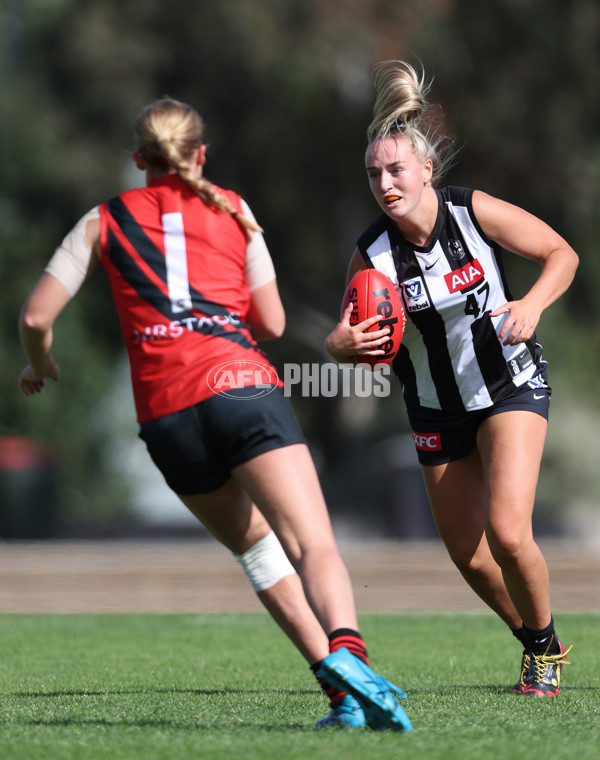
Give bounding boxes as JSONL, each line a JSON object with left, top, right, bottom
{"left": 18, "top": 98, "right": 412, "bottom": 730}
{"left": 326, "top": 61, "right": 578, "bottom": 696}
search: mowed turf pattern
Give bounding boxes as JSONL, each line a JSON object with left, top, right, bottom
{"left": 1, "top": 613, "right": 598, "bottom": 760}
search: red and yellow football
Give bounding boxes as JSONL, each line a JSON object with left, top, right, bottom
{"left": 341, "top": 268, "right": 406, "bottom": 367}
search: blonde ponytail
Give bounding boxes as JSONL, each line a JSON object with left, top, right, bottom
{"left": 367, "top": 61, "right": 455, "bottom": 185}
{"left": 367, "top": 60, "right": 431, "bottom": 142}
{"left": 134, "top": 99, "right": 262, "bottom": 233}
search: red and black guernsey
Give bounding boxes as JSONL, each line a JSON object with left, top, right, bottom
{"left": 99, "top": 175, "right": 279, "bottom": 422}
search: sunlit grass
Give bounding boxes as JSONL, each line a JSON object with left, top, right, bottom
{"left": 0, "top": 613, "right": 598, "bottom": 760}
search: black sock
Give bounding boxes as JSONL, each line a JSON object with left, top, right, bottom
{"left": 310, "top": 661, "right": 346, "bottom": 707}
{"left": 523, "top": 617, "right": 560, "bottom": 655}
{"left": 511, "top": 625, "right": 528, "bottom": 648}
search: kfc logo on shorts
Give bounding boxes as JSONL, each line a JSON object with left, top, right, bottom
{"left": 412, "top": 430, "right": 442, "bottom": 451}
{"left": 207, "top": 360, "right": 279, "bottom": 399}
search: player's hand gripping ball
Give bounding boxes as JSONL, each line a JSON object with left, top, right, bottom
{"left": 341, "top": 269, "right": 406, "bottom": 367}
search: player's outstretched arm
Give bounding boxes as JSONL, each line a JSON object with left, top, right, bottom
{"left": 18, "top": 273, "right": 72, "bottom": 395}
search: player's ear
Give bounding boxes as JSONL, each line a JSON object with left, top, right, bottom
{"left": 195, "top": 145, "right": 207, "bottom": 167}
{"left": 423, "top": 158, "right": 433, "bottom": 184}
{"left": 133, "top": 152, "right": 146, "bottom": 170}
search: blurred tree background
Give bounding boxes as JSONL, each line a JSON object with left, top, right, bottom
{"left": 1, "top": 0, "right": 599, "bottom": 538}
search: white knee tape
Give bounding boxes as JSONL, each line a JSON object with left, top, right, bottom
{"left": 234, "top": 530, "right": 296, "bottom": 592}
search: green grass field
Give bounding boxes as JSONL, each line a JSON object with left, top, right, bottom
{"left": 1, "top": 612, "right": 598, "bottom": 760}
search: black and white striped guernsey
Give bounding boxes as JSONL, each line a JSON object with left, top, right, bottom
{"left": 357, "top": 186, "right": 546, "bottom": 413}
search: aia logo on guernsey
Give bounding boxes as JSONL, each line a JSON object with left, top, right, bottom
{"left": 412, "top": 430, "right": 442, "bottom": 451}
{"left": 207, "top": 360, "right": 279, "bottom": 399}
{"left": 444, "top": 259, "right": 484, "bottom": 293}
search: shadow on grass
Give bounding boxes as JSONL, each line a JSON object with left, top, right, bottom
{"left": 10, "top": 683, "right": 597, "bottom": 702}
{"left": 18, "top": 717, "right": 314, "bottom": 731}
{"left": 8, "top": 686, "right": 325, "bottom": 731}
{"left": 405, "top": 684, "right": 598, "bottom": 696}
{"left": 10, "top": 687, "right": 319, "bottom": 698}
{"left": 8, "top": 684, "right": 595, "bottom": 733}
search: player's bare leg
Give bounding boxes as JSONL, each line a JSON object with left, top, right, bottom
{"left": 476, "top": 410, "right": 551, "bottom": 630}
{"left": 232, "top": 443, "right": 359, "bottom": 635}
{"left": 178, "top": 479, "right": 329, "bottom": 664}
{"left": 478, "top": 410, "right": 570, "bottom": 696}
{"left": 182, "top": 448, "right": 412, "bottom": 729}
{"left": 422, "top": 449, "right": 523, "bottom": 629}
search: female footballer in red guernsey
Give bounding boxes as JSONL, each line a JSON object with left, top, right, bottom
{"left": 18, "top": 98, "right": 411, "bottom": 731}
{"left": 326, "top": 61, "right": 578, "bottom": 697}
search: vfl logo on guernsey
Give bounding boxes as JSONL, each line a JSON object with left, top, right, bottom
{"left": 401, "top": 277, "right": 431, "bottom": 312}
{"left": 444, "top": 259, "right": 484, "bottom": 293}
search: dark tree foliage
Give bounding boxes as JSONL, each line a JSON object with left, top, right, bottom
{"left": 1, "top": 0, "right": 598, "bottom": 530}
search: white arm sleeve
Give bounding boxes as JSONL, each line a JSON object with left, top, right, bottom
{"left": 241, "top": 200, "right": 277, "bottom": 292}
{"left": 44, "top": 206, "right": 100, "bottom": 296}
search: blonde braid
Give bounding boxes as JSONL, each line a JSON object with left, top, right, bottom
{"left": 162, "top": 141, "right": 262, "bottom": 233}
{"left": 134, "top": 98, "right": 262, "bottom": 233}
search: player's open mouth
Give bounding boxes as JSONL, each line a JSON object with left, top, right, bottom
{"left": 384, "top": 194, "right": 401, "bottom": 205}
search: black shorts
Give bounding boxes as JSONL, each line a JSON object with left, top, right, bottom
{"left": 407, "top": 376, "right": 551, "bottom": 466}
{"left": 138, "top": 386, "right": 306, "bottom": 494}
